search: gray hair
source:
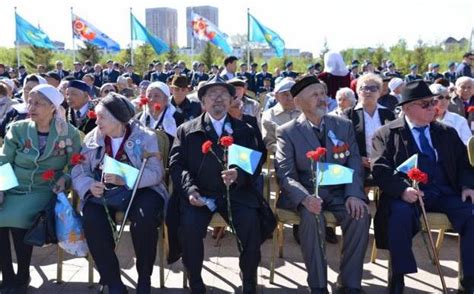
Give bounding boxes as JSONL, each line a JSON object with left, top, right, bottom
{"left": 455, "top": 76, "right": 473, "bottom": 88}
{"left": 335, "top": 87, "right": 356, "bottom": 106}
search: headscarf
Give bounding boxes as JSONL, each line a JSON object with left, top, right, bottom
{"left": 324, "top": 51, "right": 349, "bottom": 77}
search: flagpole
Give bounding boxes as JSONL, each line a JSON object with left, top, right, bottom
{"left": 190, "top": 7, "right": 194, "bottom": 60}
{"left": 71, "top": 7, "right": 76, "bottom": 63}
{"left": 130, "top": 7, "right": 134, "bottom": 65}
{"left": 246, "top": 8, "right": 250, "bottom": 67}
{"left": 14, "top": 7, "right": 20, "bottom": 68}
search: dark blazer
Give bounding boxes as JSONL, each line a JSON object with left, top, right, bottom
{"left": 72, "top": 70, "right": 85, "bottom": 80}
{"left": 93, "top": 72, "right": 103, "bottom": 88}
{"left": 122, "top": 72, "right": 141, "bottom": 86}
{"left": 344, "top": 106, "right": 395, "bottom": 157}
{"left": 371, "top": 116, "right": 474, "bottom": 249}
{"left": 171, "top": 97, "right": 202, "bottom": 124}
{"left": 378, "top": 95, "right": 399, "bottom": 113}
{"left": 67, "top": 101, "right": 97, "bottom": 135}
{"left": 150, "top": 71, "right": 169, "bottom": 83}
{"left": 169, "top": 113, "right": 262, "bottom": 208}
{"left": 255, "top": 71, "right": 273, "bottom": 89}
{"left": 102, "top": 69, "right": 120, "bottom": 83}
{"left": 54, "top": 69, "right": 69, "bottom": 79}
{"left": 190, "top": 72, "right": 209, "bottom": 87}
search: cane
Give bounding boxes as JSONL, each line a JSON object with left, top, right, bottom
{"left": 115, "top": 151, "right": 157, "bottom": 248}
{"left": 418, "top": 194, "right": 448, "bottom": 294}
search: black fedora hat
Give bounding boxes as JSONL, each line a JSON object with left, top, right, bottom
{"left": 197, "top": 75, "right": 236, "bottom": 100}
{"left": 398, "top": 80, "right": 435, "bottom": 106}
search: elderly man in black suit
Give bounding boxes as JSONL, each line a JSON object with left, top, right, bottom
{"left": 372, "top": 80, "right": 474, "bottom": 293}
{"left": 169, "top": 76, "right": 265, "bottom": 294}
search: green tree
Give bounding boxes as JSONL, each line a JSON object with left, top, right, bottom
{"left": 24, "top": 46, "right": 54, "bottom": 70}
{"left": 165, "top": 45, "right": 178, "bottom": 63}
{"left": 134, "top": 44, "right": 157, "bottom": 74}
{"left": 412, "top": 39, "right": 428, "bottom": 73}
{"left": 77, "top": 42, "right": 102, "bottom": 64}
{"left": 388, "top": 39, "right": 410, "bottom": 73}
{"left": 199, "top": 42, "right": 225, "bottom": 71}
{"left": 372, "top": 45, "right": 386, "bottom": 69}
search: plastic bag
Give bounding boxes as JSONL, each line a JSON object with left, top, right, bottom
{"left": 55, "top": 192, "right": 88, "bottom": 257}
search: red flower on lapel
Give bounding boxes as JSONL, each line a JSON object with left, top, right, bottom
{"left": 306, "top": 147, "right": 327, "bottom": 161}
{"left": 219, "top": 136, "right": 234, "bottom": 148}
{"left": 202, "top": 140, "right": 213, "bottom": 154}
{"left": 467, "top": 106, "right": 474, "bottom": 113}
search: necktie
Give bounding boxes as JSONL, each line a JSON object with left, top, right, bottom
{"left": 414, "top": 126, "right": 436, "bottom": 162}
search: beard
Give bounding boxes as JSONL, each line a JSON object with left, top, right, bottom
{"left": 314, "top": 105, "right": 328, "bottom": 117}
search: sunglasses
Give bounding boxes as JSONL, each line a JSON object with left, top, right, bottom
{"left": 359, "top": 85, "right": 379, "bottom": 92}
{"left": 412, "top": 99, "right": 438, "bottom": 109}
{"left": 435, "top": 95, "right": 450, "bottom": 100}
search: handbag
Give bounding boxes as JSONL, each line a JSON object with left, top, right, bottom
{"left": 86, "top": 147, "right": 133, "bottom": 211}
{"left": 87, "top": 185, "right": 133, "bottom": 211}
{"left": 24, "top": 195, "right": 58, "bottom": 247}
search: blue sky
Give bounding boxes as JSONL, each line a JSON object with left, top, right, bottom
{"left": 1, "top": 0, "right": 473, "bottom": 54}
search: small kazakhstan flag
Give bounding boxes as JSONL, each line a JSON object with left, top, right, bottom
{"left": 396, "top": 154, "right": 418, "bottom": 174}
{"left": 228, "top": 144, "right": 262, "bottom": 175}
{"left": 15, "top": 13, "right": 56, "bottom": 49}
{"left": 317, "top": 163, "right": 353, "bottom": 186}
{"left": 0, "top": 163, "right": 19, "bottom": 191}
{"left": 103, "top": 155, "right": 139, "bottom": 188}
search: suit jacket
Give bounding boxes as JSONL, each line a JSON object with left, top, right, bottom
{"left": 102, "top": 69, "right": 120, "bottom": 83}
{"left": 67, "top": 101, "right": 98, "bottom": 135}
{"left": 344, "top": 106, "right": 395, "bottom": 157}
{"left": 377, "top": 95, "right": 399, "bottom": 113}
{"left": 54, "top": 69, "right": 69, "bottom": 79}
{"left": 190, "top": 72, "right": 209, "bottom": 87}
{"left": 151, "top": 71, "right": 169, "bottom": 83}
{"left": 275, "top": 114, "right": 365, "bottom": 211}
{"left": 371, "top": 116, "right": 474, "bottom": 249}
{"left": 169, "top": 113, "right": 262, "bottom": 208}
{"left": 93, "top": 72, "right": 103, "bottom": 88}
{"left": 255, "top": 71, "right": 273, "bottom": 89}
{"left": 171, "top": 97, "right": 202, "bottom": 123}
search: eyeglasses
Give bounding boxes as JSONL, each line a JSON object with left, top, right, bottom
{"left": 102, "top": 89, "right": 114, "bottom": 94}
{"left": 359, "top": 85, "right": 379, "bottom": 93}
{"left": 412, "top": 99, "right": 438, "bottom": 109}
{"left": 435, "top": 95, "right": 450, "bottom": 100}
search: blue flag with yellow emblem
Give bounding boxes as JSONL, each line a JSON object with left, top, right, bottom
{"left": 0, "top": 163, "right": 19, "bottom": 191}
{"left": 317, "top": 163, "right": 353, "bottom": 186}
{"left": 15, "top": 13, "right": 56, "bottom": 49}
{"left": 228, "top": 144, "right": 262, "bottom": 175}
{"left": 131, "top": 13, "right": 169, "bottom": 55}
{"left": 103, "top": 155, "right": 139, "bottom": 188}
{"left": 248, "top": 13, "right": 285, "bottom": 57}
{"left": 395, "top": 154, "right": 418, "bottom": 174}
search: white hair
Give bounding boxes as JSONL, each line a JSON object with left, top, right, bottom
{"left": 335, "top": 87, "right": 356, "bottom": 106}
{"left": 455, "top": 76, "right": 473, "bottom": 88}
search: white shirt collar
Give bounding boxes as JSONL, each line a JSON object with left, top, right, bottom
{"left": 354, "top": 103, "right": 385, "bottom": 111}
{"left": 76, "top": 102, "right": 90, "bottom": 118}
{"left": 209, "top": 114, "right": 227, "bottom": 126}
{"left": 405, "top": 116, "right": 429, "bottom": 131}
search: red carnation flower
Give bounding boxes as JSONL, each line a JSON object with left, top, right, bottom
{"left": 219, "top": 136, "right": 234, "bottom": 148}
{"left": 202, "top": 140, "right": 213, "bottom": 154}
{"left": 306, "top": 147, "right": 327, "bottom": 161}
{"left": 42, "top": 169, "right": 55, "bottom": 181}
{"left": 407, "top": 167, "right": 428, "bottom": 184}
{"left": 70, "top": 153, "right": 85, "bottom": 165}
{"left": 467, "top": 106, "right": 474, "bottom": 113}
{"left": 153, "top": 103, "right": 161, "bottom": 112}
{"left": 139, "top": 97, "right": 149, "bottom": 107}
{"left": 86, "top": 110, "right": 97, "bottom": 119}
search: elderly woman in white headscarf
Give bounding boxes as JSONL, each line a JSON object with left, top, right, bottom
{"left": 0, "top": 74, "right": 47, "bottom": 138}
{"left": 136, "top": 81, "right": 184, "bottom": 148}
{"left": 318, "top": 51, "right": 351, "bottom": 99}
{"left": 430, "top": 83, "right": 471, "bottom": 145}
{"left": 0, "top": 84, "right": 81, "bottom": 293}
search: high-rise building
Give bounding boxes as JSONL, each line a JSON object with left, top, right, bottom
{"left": 145, "top": 7, "right": 178, "bottom": 46}
{"left": 186, "top": 6, "right": 219, "bottom": 52}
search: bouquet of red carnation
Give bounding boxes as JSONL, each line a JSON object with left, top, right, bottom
{"left": 306, "top": 147, "right": 327, "bottom": 256}
{"left": 201, "top": 136, "right": 242, "bottom": 251}
{"left": 407, "top": 167, "right": 428, "bottom": 187}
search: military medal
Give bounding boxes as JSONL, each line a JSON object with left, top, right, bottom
{"left": 205, "top": 125, "right": 211, "bottom": 131}
{"left": 334, "top": 153, "right": 339, "bottom": 159}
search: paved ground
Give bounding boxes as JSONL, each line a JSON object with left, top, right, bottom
{"left": 1, "top": 220, "right": 462, "bottom": 293}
